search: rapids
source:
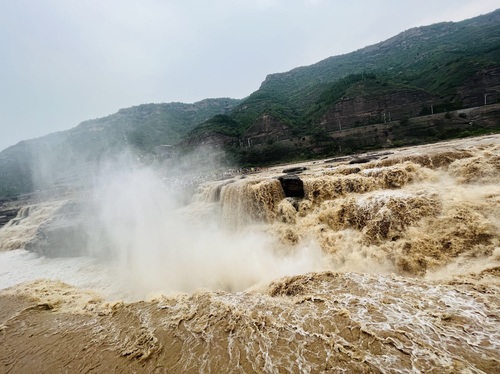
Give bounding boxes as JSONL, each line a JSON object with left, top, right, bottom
{"left": 1, "top": 135, "right": 499, "bottom": 373}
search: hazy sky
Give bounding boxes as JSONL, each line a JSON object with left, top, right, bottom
{"left": 1, "top": 0, "right": 498, "bottom": 151}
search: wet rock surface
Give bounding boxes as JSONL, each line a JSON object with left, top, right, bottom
{"left": 277, "top": 175, "right": 305, "bottom": 198}
{"left": 0, "top": 207, "right": 20, "bottom": 228}
{"left": 282, "top": 166, "right": 308, "bottom": 174}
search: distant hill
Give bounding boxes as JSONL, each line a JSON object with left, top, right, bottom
{"left": 0, "top": 98, "right": 239, "bottom": 197}
{"left": 184, "top": 9, "right": 500, "bottom": 160}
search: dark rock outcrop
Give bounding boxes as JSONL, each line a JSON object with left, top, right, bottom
{"left": 278, "top": 175, "right": 305, "bottom": 198}
{"left": 283, "top": 167, "right": 308, "bottom": 174}
{"left": 0, "top": 207, "right": 20, "bottom": 229}
{"left": 349, "top": 158, "right": 373, "bottom": 164}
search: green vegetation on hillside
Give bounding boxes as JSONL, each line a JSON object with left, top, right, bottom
{"left": 185, "top": 9, "right": 500, "bottom": 142}
{"left": 78, "top": 98, "right": 240, "bottom": 153}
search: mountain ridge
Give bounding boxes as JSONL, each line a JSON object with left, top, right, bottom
{"left": 178, "top": 9, "right": 500, "bottom": 161}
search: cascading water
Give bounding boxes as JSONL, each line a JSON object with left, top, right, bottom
{"left": 0, "top": 135, "right": 499, "bottom": 373}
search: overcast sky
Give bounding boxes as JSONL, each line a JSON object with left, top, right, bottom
{"left": 0, "top": 0, "right": 498, "bottom": 151}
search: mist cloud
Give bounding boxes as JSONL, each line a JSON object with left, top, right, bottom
{"left": 83, "top": 153, "right": 324, "bottom": 297}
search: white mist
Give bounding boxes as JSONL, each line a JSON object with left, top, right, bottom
{"left": 89, "top": 161, "right": 323, "bottom": 298}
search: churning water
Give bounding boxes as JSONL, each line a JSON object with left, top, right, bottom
{"left": 1, "top": 135, "right": 499, "bottom": 373}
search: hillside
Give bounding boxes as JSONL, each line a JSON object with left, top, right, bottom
{"left": 0, "top": 98, "right": 239, "bottom": 197}
{"left": 184, "top": 9, "right": 500, "bottom": 157}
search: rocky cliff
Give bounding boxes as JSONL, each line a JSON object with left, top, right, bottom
{"left": 319, "top": 89, "right": 433, "bottom": 131}
{"left": 243, "top": 114, "right": 293, "bottom": 146}
{"left": 459, "top": 66, "right": 500, "bottom": 107}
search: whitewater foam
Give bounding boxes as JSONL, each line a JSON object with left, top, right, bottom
{"left": 1, "top": 135, "right": 499, "bottom": 372}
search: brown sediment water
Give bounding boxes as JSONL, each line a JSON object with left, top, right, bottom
{"left": 1, "top": 271, "right": 499, "bottom": 373}
{"left": 0, "top": 135, "right": 499, "bottom": 373}
{"left": 0, "top": 201, "right": 66, "bottom": 251}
